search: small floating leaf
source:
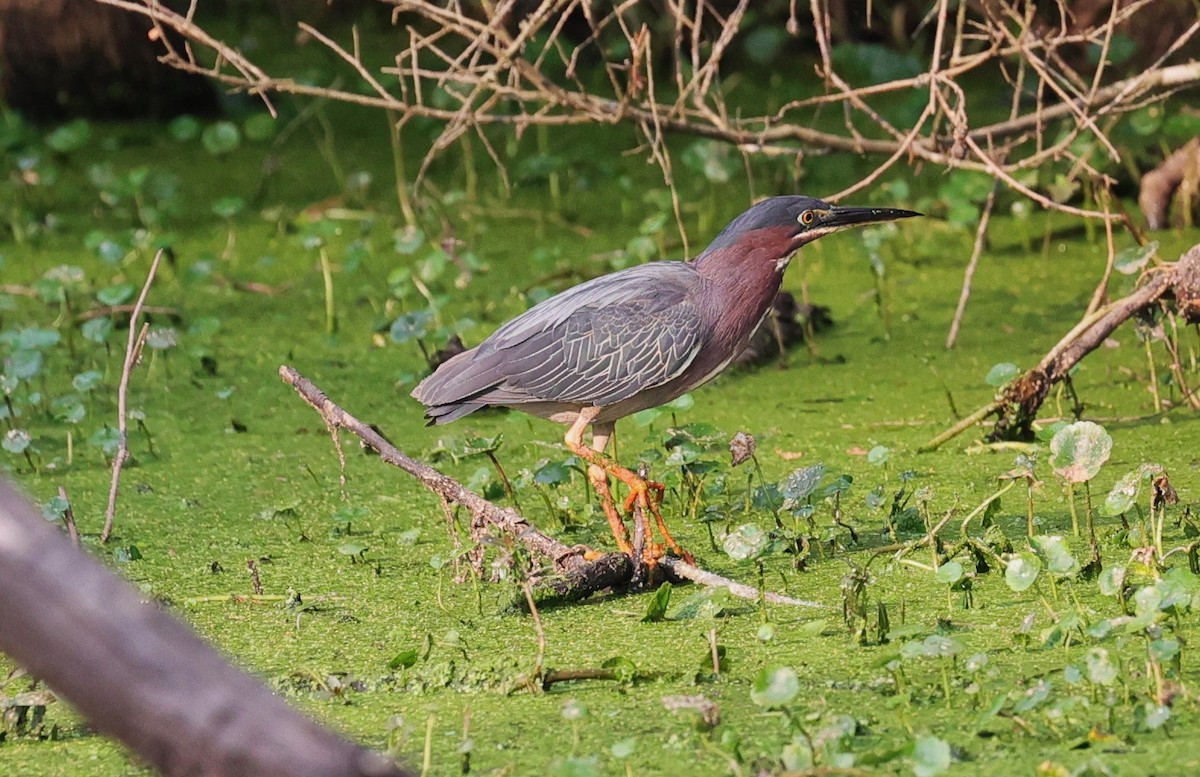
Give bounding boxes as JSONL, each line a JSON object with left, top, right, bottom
{"left": 1005, "top": 552, "right": 1042, "bottom": 592}
{"left": 750, "top": 665, "right": 799, "bottom": 708}
{"left": 985, "top": 362, "right": 1019, "bottom": 387}
{"left": 1049, "top": 422, "right": 1112, "bottom": 483}
{"left": 910, "top": 735, "right": 951, "bottom": 777}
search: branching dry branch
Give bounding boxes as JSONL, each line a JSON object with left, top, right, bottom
{"left": 278, "top": 365, "right": 823, "bottom": 608}
{"left": 98, "top": 0, "right": 1200, "bottom": 225}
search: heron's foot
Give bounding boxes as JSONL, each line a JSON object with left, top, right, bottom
{"left": 622, "top": 479, "right": 693, "bottom": 565}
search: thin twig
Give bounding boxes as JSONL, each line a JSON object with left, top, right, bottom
{"left": 946, "top": 183, "right": 999, "bottom": 348}
{"left": 102, "top": 250, "right": 163, "bottom": 543}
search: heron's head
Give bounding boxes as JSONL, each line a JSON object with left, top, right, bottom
{"left": 699, "top": 195, "right": 921, "bottom": 266}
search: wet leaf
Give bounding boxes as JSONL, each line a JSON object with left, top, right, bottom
{"left": 1004, "top": 552, "right": 1042, "bottom": 592}
{"left": 1049, "top": 422, "right": 1112, "bottom": 483}
{"left": 722, "top": 524, "right": 769, "bottom": 561}
{"left": 985, "top": 362, "right": 1019, "bottom": 387}
{"left": 750, "top": 665, "right": 799, "bottom": 708}
{"left": 910, "top": 735, "right": 951, "bottom": 777}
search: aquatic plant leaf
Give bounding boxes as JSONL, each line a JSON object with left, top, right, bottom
{"left": 1030, "top": 535, "right": 1079, "bottom": 578}
{"left": 389, "top": 310, "right": 432, "bottom": 344}
{"left": 2, "top": 428, "right": 31, "bottom": 454}
{"left": 1097, "top": 566, "right": 1126, "bottom": 597}
{"left": 782, "top": 464, "right": 825, "bottom": 507}
{"left": 1114, "top": 241, "right": 1158, "bottom": 275}
{"left": 910, "top": 735, "right": 951, "bottom": 777}
{"left": 1049, "top": 422, "right": 1112, "bottom": 483}
{"left": 1103, "top": 470, "right": 1141, "bottom": 515}
{"left": 934, "top": 561, "right": 963, "bottom": 585}
{"left": 641, "top": 582, "right": 672, "bottom": 623}
{"left": 1004, "top": 552, "right": 1041, "bottom": 592}
{"left": 750, "top": 665, "right": 799, "bottom": 708}
{"left": 985, "top": 362, "right": 1019, "bottom": 387}
{"left": 1084, "top": 647, "right": 1117, "bottom": 686}
{"left": 201, "top": 121, "right": 241, "bottom": 156}
{"left": 723, "top": 523, "right": 768, "bottom": 561}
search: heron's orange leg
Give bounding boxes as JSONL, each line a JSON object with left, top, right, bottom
{"left": 565, "top": 410, "right": 693, "bottom": 564}
{"left": 565, "top": 411, "right": 631, "bottom": 555}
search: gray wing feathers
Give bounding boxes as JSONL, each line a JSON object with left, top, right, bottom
{"left": 412, "top": 261, "right": 706, "bottom": 420}
{"left": 502, "top": 299, "right": 702, "bottom": 405}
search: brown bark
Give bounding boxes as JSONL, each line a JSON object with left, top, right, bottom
{"left": 0, "top": 479, "right": 411, "bottom": 777}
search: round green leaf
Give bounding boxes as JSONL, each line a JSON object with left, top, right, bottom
{"left": 985, "top": 362, "right": 1019, "bottom": 387}
{"left": 1049, "top": 421, "right": 1112, "bottom": 483}
{"left": 723, "top": 523, "right": 768, "bottom": 561}
{"left": 911, "top": 735, "right": 951, "bottom": 777}
{"left": 201, "top": 121, "right": 241, "bottom": 156}
{"left": 243, "top": 113, "right": 277, "bottom": 142}
{"left": 934, "top": 560, "right": 964, "bottom": 585}
{"left": 1004, "top": 552, "right": 1042, "bottom": 592}
{"left": 750, "top": 665, "right": 799, "bottom": 708}
{"left": 1084, "top": 647, "right": 1118, "bottom": 686}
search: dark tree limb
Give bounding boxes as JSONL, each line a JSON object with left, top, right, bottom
{"left": 922, "top": 244, "right": 1200, "bottom": 451}
{"left": 0, "top": 480, "right": 410, "bottom": 777}
{"left": 278, "top": 366, "right": 822, "bottom": 609}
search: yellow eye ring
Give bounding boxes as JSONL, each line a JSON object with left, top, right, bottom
{"left": 799, "top": 210, "right": 816, "bottom": 226}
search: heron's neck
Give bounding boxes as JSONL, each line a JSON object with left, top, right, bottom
{"left": 693, "top": 230, "right": 793, "bottom": 348}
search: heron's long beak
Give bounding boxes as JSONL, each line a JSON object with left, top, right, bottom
{"left": 819, "top": 205, "right": 922, "bottom": 229}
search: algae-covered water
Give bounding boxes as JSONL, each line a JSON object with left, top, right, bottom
{"left": 3, "top": 57, "right": 1200, "bottom": 777}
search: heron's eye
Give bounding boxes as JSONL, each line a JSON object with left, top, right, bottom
{"left": 799, "top": 210, "right": 816, "bottom": 226}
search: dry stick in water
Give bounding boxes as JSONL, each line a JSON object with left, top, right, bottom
{"left": 278, "top": 366, "right": 822, "bottom": 608}
{"left": 102, "top": 249, "right": 163, "bottom": 543}
{"left": 922, "top": 243, "right": 1200, "bottom": 451}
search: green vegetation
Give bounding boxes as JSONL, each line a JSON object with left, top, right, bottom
{"left": 4, "top": 37, "right": 1200, "bottom": 777}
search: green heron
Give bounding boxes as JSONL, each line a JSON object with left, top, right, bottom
{"left": 413, "top": 195, "right": 919, "bottom": 562}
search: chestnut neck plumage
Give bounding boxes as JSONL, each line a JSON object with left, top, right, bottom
{"left": 692, "top": 225, "right": 799, "bottom": 353}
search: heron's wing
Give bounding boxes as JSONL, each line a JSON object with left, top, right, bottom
{"left": 413, "top": 262, "right": 706, "bottom": 415}
{"left": 493, "top": 268, "right": 707, "bottom": 406}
